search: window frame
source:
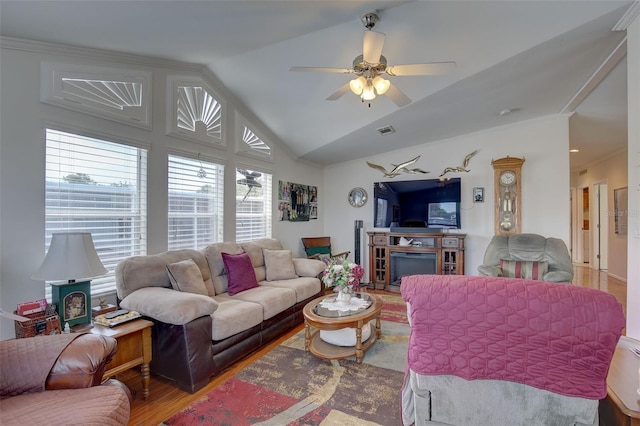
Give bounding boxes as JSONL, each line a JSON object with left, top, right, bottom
{"left": 235, "top": 166, "right": 273, "bottom": 242}
{"left": 43, "top": 126, "right": 148, "bottom": 298}
{"left": 168, "top": 152, "right": 225, "bottom": 250}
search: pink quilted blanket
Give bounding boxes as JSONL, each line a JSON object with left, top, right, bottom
{"left": 401, "top": 275, "right": 625, "bottom": 399}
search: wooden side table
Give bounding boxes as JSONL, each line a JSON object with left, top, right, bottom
{"left": 599, "top": 336, "right": 640, "bottom": 426}
{"left": 88, "top": 318, "right": 153, "bottom": 399}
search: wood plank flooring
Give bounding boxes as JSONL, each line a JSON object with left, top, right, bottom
{"left": 123, "top": 269, "right": 628, "bottom": 426}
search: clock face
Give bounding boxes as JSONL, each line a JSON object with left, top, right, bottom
{"left": 500, "top": 171, "right": 516, "bottom": 186}
{"left": 348, "top": 187, "right": 367, "bottom": 207}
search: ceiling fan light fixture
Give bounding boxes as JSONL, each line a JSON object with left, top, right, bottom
{"left": 361, "top": 81, "right": 376, "bottom": 101}
{"left": 372, "top": 76, "right": 390, "bottom": 95}
{"left": 349, "top": 76, "right": 366, "bottom": 95}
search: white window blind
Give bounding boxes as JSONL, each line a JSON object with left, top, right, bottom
{"left": 236, "top": 168, "right": 272, "bottom": 242}
{"left": 45, "top": 129, "right": 147, "bottom": 298}
{"left": 168, "top": 155, "right": 224, "bottom": 250}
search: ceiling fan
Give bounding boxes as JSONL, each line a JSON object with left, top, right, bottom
{"left": 237, "top": 169, "right": 262, "bottom": 204}
{"left": 290, "top": 11, "right": 456, "bottom": 107}
{"left": 237, "top": 169, "right": 262, "bottom": 189}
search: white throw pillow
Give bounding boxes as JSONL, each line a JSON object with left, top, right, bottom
{"left": 263, "top": 249, "right": 298, "bottom": 281}
{"left": 166, "top": 258, "right": 208, "bottom": 295}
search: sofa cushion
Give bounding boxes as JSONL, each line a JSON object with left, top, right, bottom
{"left": 500, "top": 259, "right": 548, "bottom": 280}
{"left": 226, "top": 285, "right": 297, "bottom": 320}
{"left": 120, "top": 287, "right": 218, "bottom": 325}
{"left": 202, "top": 242, "right": 243, "bottom": 294}
{"left": 261, "top": 276, "right": 320, "bottom": 303}
{"left": 305, "top": 245, "right": 331, "bottom": 257}
{"left": 0, "top": 386, "right": 131, "bottom": 426}
{"left": 210, "top": 295, "right": 264, "bottom": 341}
{"left": 166, "top": 259, "right": 208, "bottom": 295}
{"left": 240, "top": 238, "right": 284, "bottom": 268}
{"left": 116, "top": 249, "right": 214, "bottom": 299}
{"left": 293, "top": 257, "right": 326, "bottom": 277}
{"left": 263, "top": 249, "right": 298, "bottom": 281}
{"left": 221, "top": 252, "right": 259, "bottom": 296}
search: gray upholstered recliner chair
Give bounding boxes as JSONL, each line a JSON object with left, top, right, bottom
{"left": 477, "top": 233, "right": 573, "bottom": 283}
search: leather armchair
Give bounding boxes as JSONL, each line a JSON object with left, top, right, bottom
{"left": 0, "top": 333, "right": 131, "bottom": 426}
{"left": 478, "top": 233, "right": 573, "bottom": 283}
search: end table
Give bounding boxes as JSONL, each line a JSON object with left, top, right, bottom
{"left": 88, "top": 318, "right": 153, "bottom": 399}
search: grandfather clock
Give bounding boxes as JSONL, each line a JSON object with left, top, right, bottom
{"left": 492, "top": 156, "right": 525, "bottom": 235}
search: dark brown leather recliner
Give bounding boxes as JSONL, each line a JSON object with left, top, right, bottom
{"left": 0, "top": 333, "right": 131, "bottom": 425}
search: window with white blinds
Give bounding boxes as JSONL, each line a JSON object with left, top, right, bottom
{"left": 236, "top": 168, "right": 272, "bottom": 242}
{"left": 44, "top": 129, "right": 147, "bottom": 298}
{"left": 168, "top": 155, "right": 224, "bottom": 250}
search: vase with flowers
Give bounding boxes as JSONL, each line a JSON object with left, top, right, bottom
{"left": 321, "top": 258, "right": 365, "bottom": 304}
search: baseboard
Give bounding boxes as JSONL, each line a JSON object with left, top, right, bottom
{"left": 606, "top": 271, "right": 627, "bottom": 283}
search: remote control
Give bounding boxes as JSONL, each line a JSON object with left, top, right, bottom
{"left": 104, "top": 309, "right": 129, "bottom": 319}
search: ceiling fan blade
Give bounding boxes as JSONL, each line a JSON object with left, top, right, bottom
{"left": 363, "top": 30, "right": 385, "bottom": 64}
{"left": 384, "top": 83, "right": 412, "bottom": 107}
{"left": 326, "top": 83, "right": 351, "bottom": 101}
{"left": 385, "top": 62, "right": 456, "bottom": 76}
{"left": 290, "top": 66, "right": 353, "bottom": 74}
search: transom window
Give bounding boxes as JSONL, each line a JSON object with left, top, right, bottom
{"left": 240, "top": 125, "right": 271, "bottom": 158}
{"left": 41, "top": 62, "right": 151, "bottom": 129}
{"left": 167, "top": 76, "right": 225, "bottom": 147}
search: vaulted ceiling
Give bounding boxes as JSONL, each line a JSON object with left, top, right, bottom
{"left": 0, "top": 1, "right": 632, "bottom": 171}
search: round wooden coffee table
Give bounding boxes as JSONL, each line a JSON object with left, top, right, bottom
{"left": 303, "top": 293, "right": 383, "bottom": 363}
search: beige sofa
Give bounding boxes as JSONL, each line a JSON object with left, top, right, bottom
{"left": 115, "top": 238, "right": 325, "bottom": 393}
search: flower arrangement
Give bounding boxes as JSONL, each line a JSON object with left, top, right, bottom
{"left": 321, "top": 257, "right": 365, "bottom": 293}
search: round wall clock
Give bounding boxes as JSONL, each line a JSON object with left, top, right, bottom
{"left": 348, "top": 187, "right": 367, "bottom": 207}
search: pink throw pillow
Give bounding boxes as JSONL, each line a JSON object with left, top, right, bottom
{"left": 500, "top": 259, "right": 548, "bottom": 280}
{"left": 221, "top": 252, "right": 259, "bottom": 295}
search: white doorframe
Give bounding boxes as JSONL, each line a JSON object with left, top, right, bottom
{"left": 594, "top": 182, "right": 609, "bottom": 270}
{"left": 570, "top": 187, "right": 578, "bottom": 262}
{"left": 575, "top": 186, "right": 590, "bottom": 264}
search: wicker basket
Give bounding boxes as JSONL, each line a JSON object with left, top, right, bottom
{"left": 14, "top": 311, "right": 62, "bottom": 338}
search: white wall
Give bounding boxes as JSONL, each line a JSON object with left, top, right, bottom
{"left": 323, "top": 115, "right": 571, "bottom": 280}
{"left": 626, "top": 17, "right": 640, "bottom": 340}
{"left": 0, "top": 40, "right": 323, "bottom": 340}
{"left": 571, "top": 150, "right": 628, "bottom": 280}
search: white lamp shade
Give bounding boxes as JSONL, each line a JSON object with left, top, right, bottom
{"left": 361, "top": 82, "right": 376, "bottom": 101}
{"left": 32, "top": 232, "right": 107, "bottom": 282}
{"left": 349, "top": 76, "right": 366, "bottom": 95}
{"left": 372, "top": 76, "right": 390, "bottom": 95}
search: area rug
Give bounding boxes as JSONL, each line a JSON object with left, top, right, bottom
{"left": 161, "top": 294, "right": 409, "bottom": 426}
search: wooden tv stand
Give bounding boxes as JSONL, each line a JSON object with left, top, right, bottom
{"left": 367, "top": 231, "right": 465, "bottom": 291}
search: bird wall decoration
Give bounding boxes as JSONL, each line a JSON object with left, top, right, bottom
{"left": 439, "top": 150, "right": 478, "bottom": 180}
{"left": 366, "top": 155, "right": 429, "bottom": 178}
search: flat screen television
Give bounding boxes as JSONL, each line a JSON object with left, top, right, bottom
{"left": 373, "top": 178, "right": 461, "bottom": 229}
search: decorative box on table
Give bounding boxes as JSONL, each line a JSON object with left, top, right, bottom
{"left": 14, "top": 311, "right": 61, "bottom": 338}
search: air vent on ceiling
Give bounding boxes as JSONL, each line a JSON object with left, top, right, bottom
{"left": 376, "top": 125, "right": 395, "bottom": 136}
{"left": 579, "top": 169, "right": 588, "bottom": 176}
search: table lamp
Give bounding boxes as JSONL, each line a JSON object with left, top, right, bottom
{"left": 32, "top": 232, "right": 107, "bottom": 329}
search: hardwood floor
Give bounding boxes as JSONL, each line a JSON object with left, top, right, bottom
{"left": 572, "top": 264, "right": 627, "bottom": 318}
{"left": 124, "top": 272, "right": 628, "bottom": 425}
